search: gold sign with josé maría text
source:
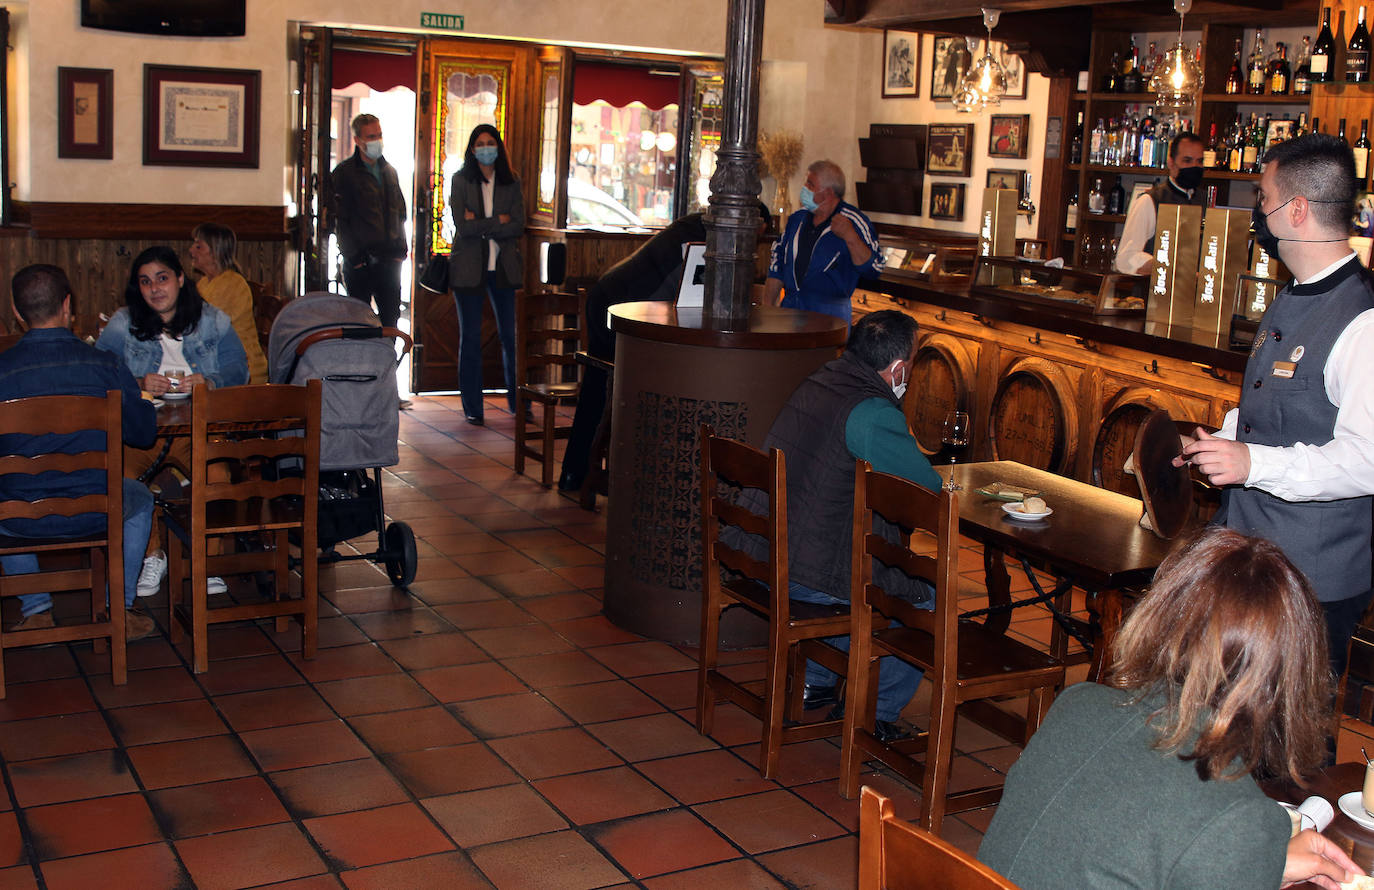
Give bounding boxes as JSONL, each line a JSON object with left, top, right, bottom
{"left": 1193, "top": 208, "right": 1251, "bottom": 337}
{"left": 1146, "top": 204, "right": 1201, "bottom": 329}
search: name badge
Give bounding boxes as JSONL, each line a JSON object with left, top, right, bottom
{"left": 1272, "top": 360, "right": 1296, "bottom": 378}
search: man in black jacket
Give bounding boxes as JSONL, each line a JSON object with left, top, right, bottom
{"left": 328, "top": 114, "right": 408, "bottom": 328}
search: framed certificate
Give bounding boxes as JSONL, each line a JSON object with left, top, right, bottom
{"left": 143, "top": 64, "right": 261, "bottom": 168}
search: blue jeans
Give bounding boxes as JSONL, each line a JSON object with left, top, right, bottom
{"left": 789, "top": 580, "right": 925, "bottom": 723}
{"left": 2, "top": 479, "right": 154, "bottom": 617}
{"left": 454, "top": 271, "right": 517, "bottom": 419}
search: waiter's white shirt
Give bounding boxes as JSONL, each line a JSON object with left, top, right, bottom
{"left": 1113, "top": 179, "right": 1193, "bottom": 274}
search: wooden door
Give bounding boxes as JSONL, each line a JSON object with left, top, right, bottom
{"left": 412, "top": 41, "right": 536, "bottom": 393}
{"left": 292, "top": 24, "right": 333, "bottom": 296}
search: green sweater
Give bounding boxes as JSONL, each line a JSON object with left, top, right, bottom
{"left": 978, "top": 682, "right": 1289, "bottom": 890}
{"left": 845, "top": 397, "right": 941, "bottom": 491}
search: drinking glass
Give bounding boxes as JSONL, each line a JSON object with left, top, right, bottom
{"left": 941, "top": 410, "right": 970, "bottom": 491}
{"left": 165, "top": 370, "right": 185, "bottom": 393}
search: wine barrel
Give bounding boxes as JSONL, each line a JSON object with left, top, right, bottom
{"left": 1091, "top": 387, "right": 1189, "bottom": 496}
{"left": 906, "top": 334, "right": 975, "bottom": 455}
{"left": 989, "top": 358, "right": 1078, "bottom": 474}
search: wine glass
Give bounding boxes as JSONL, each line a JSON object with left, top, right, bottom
{"left": 941, "top": 410, "right": 970, "bottom": 491}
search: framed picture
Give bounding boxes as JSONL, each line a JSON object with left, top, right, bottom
{"left": 143, "top": 64, "right": 261, "bottom": 168}
{"left": 985, "top": 168, "right": 1025, "bottom": 194}
{"left": 929, "top": 183, "right": 966, "bottom": 221}
{"left": 997, "top": 43, "right": 1027, "bottom": 100}
{"left": 1266, "top": 117, "right": 1295, "bottom": 147}
{"left": 58, "top": 68, "right": 113, "bottom": 160}
{"left": 988, "top": 114, "right": 1030, "bottom": 159}
{"left": 927, "top": 123, "right": 973, "bottom": 177}
{"left": 882, "top": 29, "right": 921, "bottom": 98}
{"left": 930, "top": 36, "right": 973, "bottom": 102}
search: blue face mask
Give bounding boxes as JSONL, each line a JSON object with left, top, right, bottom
{"left": 363, "top": 139, "right": 384, "bottom": 160}
{"left": 800, "top": 186, "right": 819, "bottom": 212}
{"left": 474, "top": 145, "right": 499, "bottom": 167}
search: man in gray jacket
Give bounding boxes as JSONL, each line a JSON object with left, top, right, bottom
{"left": 328, "top": 114, "right": 407, "bottom": 328}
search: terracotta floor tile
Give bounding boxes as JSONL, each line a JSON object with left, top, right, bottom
{"left": 518, "top": 592, "right": 603, "bottom": 623}
{"left": 452, "top": 548, "right": 540, "bottom": 576}
{"left": 338, "top": 851, "right": 490, "bottom": 890}
{"left": 730, "top": 737, "right": 844, "bottom": 788}
{"left": 791, "top": 780, "right": 861, "bottom": 834}
{"left": 25, "top": 792, "right": 162, "bottom": 860}
{"left": 304, "top": 802, "right": 452, "bottom": 870}
{"left": 551, "top": 565, "right": 607, "bottom": 590}
{"left": 586, "top": 712, "right": 718, "bottom": 763}
{"left": 466, "top": 624, "right": 574, "bottom": 659}
{"left": 382, "top": 742, "right": 517, "bottom": 797}
{"left": 0, "top": 678, "right": 97, "bottom": 722}
{"left": 38, "top": 842, "right": 186, "bottom": 890}
{"left": 147, "top": 776, "right": 289, "bottom": 838}
{"left": 541, "top": 680, "right": 665, "bottom": 725}
{"left": 635, "top": 749, "right": 775, "bottom": 805}
{"left": 347, "top": 706, "right": 475, "bottom": 754}
{"left": 126, "top": 735, "right": 257, "bottom": 790}
{"left": 375, "top": 633, "right": 486, "bottom": 671}
{"left": 0, "top": 712, "right": 114, "bottom": 763}
{"left": 214, "top": 685, "right": 336, "bottom": 733}
{"left": 196, "top": 624, "right": 279, "bottom": 660}
{"left": 640, "top": 857, "right": 787, "bottom": 890}
{"left": 0, "top": 865, "right": 38, "bottom": 890}
{"left": 629, "top": 671, "right": 700, "bottom": 711}
{"left": 533, "top": 766, "right": 676, "bottom": 825}
{"left": 589, "top": 808, "right": 737, "bottom": 879}
{"left": 176, "top": 823, "right": 326, "bottom": 890}
{"left": 2, "top": 647, "right": 79, "bottom": 684}
{"left": 467, "top": 830, "right": 626, "bottom": 890}
{"left": 350, "top": 608, "right": 455, "bottom": 641}
{"left": 433, "top": 598, "right": 536, "bottom": 630}
{"left": 586, "top": 642, "right": 697, "bottom": 678}
{"left": 108, "top": 699, "right": 228, "bottom": 747}
{"left": 692, "top": 789, "right": 845, "bottom": 854}
{"left": 450, "top": 692, "right": 572, "bottom": 739}
{"left": 423, "top": 532, "right": 511, "bottom": 555}
{"left": 754, "top": 835, "right": 859, "bottom": 890}
{"left": 421, "top": 783, "right": 567, "bottom": 847}
{"left": 696, "top": 700, "right": 777, "bottom": 748}
{"left": 412, "top": 662, "right": 526, "bottom": 703}
{"left": 322, "top": 586, "right": 413, "bottom": 615}
{"left": 9, "top": 750, "right": 138, "bottom": 808}
{"left": 257, "top": 876, "right": 345, "bottom": 890}
{"left": 501, "top": 651, "right": 617, "bottom": 689}
{"left": 287, "top": 643, "right": 400, "bottom": 683}
{"left": 195, "top": 654, "right": 304, "bottom": 697}
{"left": 0, "top": 813, "right": 21, "bottom": 868}
{"left": 240, "top": 719, "right": 370, "bottom": 772}
{"left": 271, "top": 758, "right": 409, "bottom": 818}
{"left": 401, "top": 577, "right": 503, "bottom": 606}
{"left": 489, "top": 727, "right": 622, "bottom": 780}
{"left": 481, "top": 569, "right": 577, "bottom": 599}
{"left": 314, "top": 673, "right": 433, "bottom": 717}
{"left": 550, "top": 616, "right": 643, "bottom": 648}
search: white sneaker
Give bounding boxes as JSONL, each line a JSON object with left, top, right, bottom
{"left": 137, "top": 550, "right": 167, "bottom": 597}
{"left": 207, "top": 576, "right": 228, "bottom": 595}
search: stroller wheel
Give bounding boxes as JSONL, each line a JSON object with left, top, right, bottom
{"left": 385, "top": 521, "right": 417, "bottom": 588}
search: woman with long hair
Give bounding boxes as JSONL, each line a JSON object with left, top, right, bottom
{"left": 448, "top": 123, "right": 524, "bottom": 425}
{"left": 189, "top": 222, "right": 268, "bottom": 384}
{"left": 978, "top": 526, "right": 1362, "bottom": 890}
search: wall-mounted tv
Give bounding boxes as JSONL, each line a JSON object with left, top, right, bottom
{"left": 81, "top": 0, "right": 246, "bottom": 38}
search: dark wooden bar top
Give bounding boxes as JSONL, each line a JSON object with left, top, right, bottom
{"left": 609, "top": 302, "right": 847, "bottom": 350}
{"left": 869, "top": 274, "right": 1252, "bottom": 373}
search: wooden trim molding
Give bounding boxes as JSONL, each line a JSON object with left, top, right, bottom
{"left": 26, "top": 203, "right": 288, "bottom": 240}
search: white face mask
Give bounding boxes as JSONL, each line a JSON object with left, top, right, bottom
{"left": 363, "top": 139, "right": 384, "bottom": 160}
{"left": 889, "top": 361, "right": 908, "bottom": 400}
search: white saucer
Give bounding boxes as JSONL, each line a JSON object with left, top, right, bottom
{"left": 1337, "top": 792, "right": 1374, "bottom": 830}
{"left": 1002, "top": 502, "right": 1052, "bottom": 521}
{"left": 162, "top": 390, "right": 190, "bottom": 400}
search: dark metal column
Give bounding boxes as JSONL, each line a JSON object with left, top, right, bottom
{"left": 702, "top": 0, "right": 765, "bottom": 325}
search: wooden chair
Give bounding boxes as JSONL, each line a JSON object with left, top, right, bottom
{"left": 859, "top": 786, "right": 1020, "bottom": 890}
{"left": 164, "top": 380, "right": 321, "bottom": 673}
{"left": 572, "top": 349, "right": 613, "bottom": 510}
{"left": 840, "top": 462, "right": 1065, "bottom": 834}
{"left": 515, "top": 290, "right": 583, "bottom": 487}
{"left": 696, "top": 425, "right": 855, "bottom": 778}
{"left": 248, "top": 280, "right": 288, "bottom": 354}
{"left": 0, "top": 391, "right": 127, "bottom": 695}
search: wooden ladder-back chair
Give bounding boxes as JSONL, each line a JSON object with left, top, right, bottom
{"left": 696, "top": 424, "right": 855, "bottom": 778}
{"left": 859, "top": 786, "right": 1021, "bottom": 890}
{"left": 515, "top": 290, "right": 583, "bottom": 487}
{"left": 0, "top": 391, "right": 127, "bottom": 694}
{"left": 841, "top": 462, "right": 1065, "bottom": 834}
{"left": 248, "top": 280, "right": 288, "bottom": 354}
{"left": 164, "top": 380, "right": 321, "bottom": 673}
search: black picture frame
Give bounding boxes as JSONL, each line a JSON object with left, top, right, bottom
{"left": 930, "top": 36, "right": 972, "bottom": 102}
{"left": 985, "top": 168, "right": 1025, "bottom": 194}
{"left": 882, "top": 29, "right": 921, "bottom": 98}
{"left": 988, "top": 114, "right": 1030, "bottom": 160}
{"left": 929, "top": 183, "right": 966, "bottom": 220}
{"left": 143, "top": 64, "right": 261, "bottom": 168}
{"left": 927, "top": 123, "right": 974, "bottom": 177}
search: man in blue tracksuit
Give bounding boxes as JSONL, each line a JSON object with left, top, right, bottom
{"left": 765, "top": 159, "right": 881, "bottom": 325}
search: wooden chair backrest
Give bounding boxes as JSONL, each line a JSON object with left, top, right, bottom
{"left": 517, "top": 290, "right": 584, "bottom": 388}
{"left": 701, "top": 424, "right": 786, "bottom": 617}
{"left": 859, "top": 786, "right": 1020, "bottom": 890}
{"left": 0, "top": 391, "right": 122, "bottom": 524}
{"left": 851, "top": 461, "right": 959, "bottom": 674}
{"left": 248, "top": 281, "right": 288, "bottom": 352}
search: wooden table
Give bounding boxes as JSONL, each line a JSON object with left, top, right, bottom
{"left": 154, "top": 398, "right": 193, "bottom": 436}
{"left": 1265, "top": 762, "right": 1374, "bottom": 884}
{"left": 934, "top": 460, "right": 1179, "bottom": 676}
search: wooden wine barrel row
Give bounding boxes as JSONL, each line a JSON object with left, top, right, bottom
{"left": 988, "top": 358, "right": 1079, "bottom": 475}
{"left": 905, "top": 334, "right": 976, "bottom": 455}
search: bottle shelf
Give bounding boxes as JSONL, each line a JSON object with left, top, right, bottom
{"left": 1200, "top": 169, "right": 1262, "bottom": 181}
{"left": 1200, "top": 92, "right": 1311, "bottom": 104}
{"left": 1088, "top": 92, "right": 1172, "bottom": 103}
{"left": 1080, "top": 213, "right": 1127, "bottom": 223}
{"left": 1083, "top": 164, "right": 1168, "bottom": 176}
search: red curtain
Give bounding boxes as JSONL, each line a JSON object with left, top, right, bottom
{"left": 573, "top": 62, "right": 679, "bottom": 110}
{"left": 332, "top": 49, "right": 417, "bottom": 93}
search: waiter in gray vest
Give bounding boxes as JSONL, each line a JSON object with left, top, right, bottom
{"left": 1114, "top": 132, "right": 1206, "bottom": 275}
{"left": 1180, "top": 133, "right": 1374, "bottom": 679}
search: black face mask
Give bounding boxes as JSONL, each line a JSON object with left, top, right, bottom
{"left": 1174, "top": 165, "right": 1205, "bottom": 191}
{"left": 1251, "top": 198, "right": 1287, "bottom": 259}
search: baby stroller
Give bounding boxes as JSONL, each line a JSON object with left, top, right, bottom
{"left": 268, "top": 292, "right": 417, "bottom": 587}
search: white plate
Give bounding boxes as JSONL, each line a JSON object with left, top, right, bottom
{"left": 161, "top": 390, "right": 190, "bottom": 400}
{"left": 1337, "top": 792, "right": 1374, "bottom": 830}
{"left": 150, "top": 398, "right": 164, "bottom": 408}
{"left": 1002, "top": 502, "right": 1052, "bottom": 521}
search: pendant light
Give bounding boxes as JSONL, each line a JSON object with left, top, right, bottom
{"left": 1151, "top": 0, "right": 1202, "bottom": 109}
{"left": 955, "top": 9, "right": 1007, "bottom": 113}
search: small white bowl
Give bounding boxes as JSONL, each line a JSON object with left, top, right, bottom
{"left": 1002, "top": 502, "right": 1052, "bottom": 521}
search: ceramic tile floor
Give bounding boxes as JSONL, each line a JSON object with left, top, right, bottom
{"left": 1, "top": 393, "right": 1369, "bottom": 889}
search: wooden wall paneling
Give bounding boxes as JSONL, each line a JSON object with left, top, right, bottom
{"left": 1037, "top": 75, "right": 1073, "bottom": 246}
{"left": 1075, "top": 363, "right": 1106, "bottom": 482}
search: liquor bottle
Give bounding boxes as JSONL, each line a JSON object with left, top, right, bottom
{"left": 1224, "top": 38, "right": 1245, "bottom": 94}
{"left": 1107, "top": 178, "right": 1127, "bottom": 215}
{"left": 1296, "top": 112, "right": 1309, "bottom": 136}
{"left": 1143, "top": 41, "right": 1160, "bottom": 83}
{"left": 1312, "top": 8, "right": 1336, "bottom": 82}
{"left": 1340, "top": 117, "right": 1350, "bottom": 143}
{"left": 1294, "top": 36, "right": 1314, "bottom": 94}
{"left": 1251, "top": 115, "right": 1268, "bottom": 173}
{"left": 1122, "top": 40, "right": 1142, "bottom": 93}
{"left": 1140, "top": 119, "right": 1158, "bottom": 170}
{"left": 1269, "top": 42, "right": 1292, "bottom": 93}
{"left": 1355, "top": 120, "right": 1371, "bottom": 183}
{"left": 1248, "top": 29, "right": 1267, "bottom": 94}
{"left": 1105, "top": 117, "right": 1120, "bottom": 167}
{"left": 1241, "top": 114, "right": 1261, "bottom": 171}
{"left": 1088, "top": 177, "right": 1107, "bottom": 214}
{"left": 1070, "top": 111, "right": 1085, "bottom": 162}
{"left": 1090, "top": 118, "right": 1106, "bottom": 164}
{"left": 1122, "top": 113, "right": 1139, "bottom": 167}
{"left": 1352, "top": 6, "right": 1372, "bottom": 82}
{"left": 1066, "top": 188, "right": 1079, "bottom": 233}
{"left": 1104, "top": 51, "right": 1121, "bottom": 92}
{"left": 1312, "top": 116, "right": 1322, "bottom": 135}
{"left": 1203, "top": 123, "right": 1219, "bottom": 168}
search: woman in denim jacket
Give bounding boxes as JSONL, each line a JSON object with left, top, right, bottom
{"left": 98, "top": 245, "right": 248, "bottom": 396}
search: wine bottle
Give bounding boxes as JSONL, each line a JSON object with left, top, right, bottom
{"left": 1340, "top": 117, "right": 1350, "bottom": 143}
{"left": 1224, "top": 38, "right": 1244, "bottom": 94}
{"left": 1107, "top": 178, "right": 1126, "bottom": 215}
{"left": 1203, "top": 123, "right": 1219, "bottom": 168}
{"left": 1248, "top": 29, "right": 1268, "bottom": 94}
{"left": 1090, "top": 118, "right": 1106, "bottom": 164}
{"left": 1351, "top": 7, "right": 1372, "bottom": 82}
{"left": 1312, "top": 8, "right": 1335, "bottom": 82}
{"left": 1066, "top": 188, "right": 1079, "bottom": 233}
{"left": 1241, "top": 114, "right": 1261, "bottom": 171}
{"left": 1294, "top": 35, "right": 1314, "bottom": 94}
{"left": 1088, "top": 177, "right": 1106, "bottom": 215}
{"left": 1105, "top": 51, "right": 1121, "bottom": 92}
{"left": 1355, "top": 120, "right": 1371, "bottom": 183}
{"left": 1070, "top": 111, "right": 1085, "bottom": 162}
{"left": 1122, "top": 39, "right": 1142, "bottom": 93}
{"left": 1269, "top": 42, "right": 1292, "bottom": 93}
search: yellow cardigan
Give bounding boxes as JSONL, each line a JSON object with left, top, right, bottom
{"left": 195, "top": 269, "right": 268, "bottom": 384}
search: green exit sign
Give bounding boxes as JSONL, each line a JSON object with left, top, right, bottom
{"left": 420, "top": 12, "right": 465, "bottom": 30}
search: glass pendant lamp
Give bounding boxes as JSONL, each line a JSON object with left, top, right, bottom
{"left": 1151, "top": 0, "right": 1202, "bottom": 108}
